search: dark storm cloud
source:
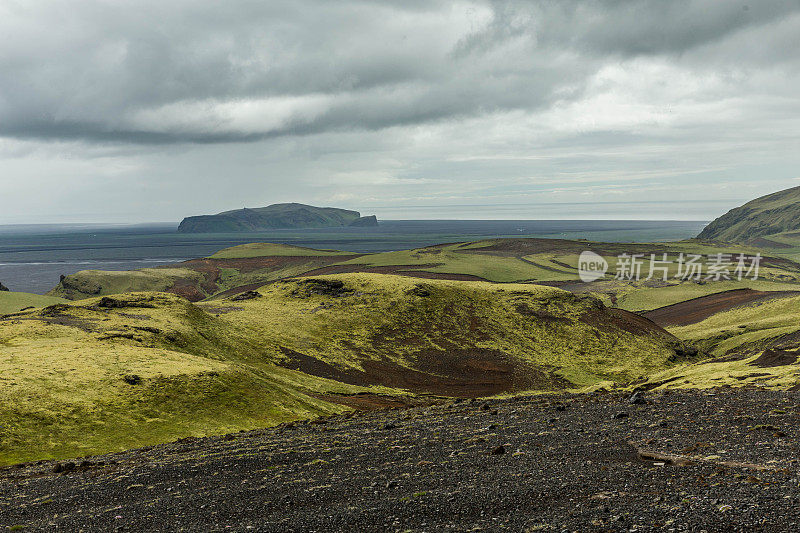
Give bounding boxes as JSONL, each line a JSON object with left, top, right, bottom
{"left": 1, "top": 0, "right": 797, "bottom": 144}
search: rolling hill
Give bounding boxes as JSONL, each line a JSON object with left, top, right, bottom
{"left": 1, "top": 274, "right": 683, "bottom": 465}
{"left": 48, "top": 238, "right": 800, "bottom": 304}
{"left": 177, "top": 203, "right": 378, "bottom": 232}
{"left": 698, "top": 185, "right": 800, "bottom": 243}
{"left": 0, "top": 291, "right": 67, "bottom": 314}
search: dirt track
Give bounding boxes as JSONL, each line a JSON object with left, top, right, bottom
{"left": 643, "top": 288, "right": 800, "bottom": 327}
{"left": 3, "top": 388, "right": 800, "bottom": 532}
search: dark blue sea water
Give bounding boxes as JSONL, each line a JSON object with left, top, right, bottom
{"left": 0, "top": 220, "right": 707, "bottom": 294}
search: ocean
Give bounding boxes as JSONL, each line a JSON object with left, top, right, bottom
{"left": 0, "top": 220, "right": 707, "bottom": 294}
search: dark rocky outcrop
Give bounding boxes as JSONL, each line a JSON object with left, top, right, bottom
{"left": 348, "top": 215, "right": 378, "bottom": 227}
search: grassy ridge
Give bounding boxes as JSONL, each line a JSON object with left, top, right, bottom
{"left": 47, "top": 267, "right": 205, "bottom": 300}
{"left": 0, "top": 291, "right": 67, "bottom": 314}
{"left": 209, "top": 242, "right": 357, "bottom": 259}
{"left": 46, "top": 238, "right": 800, "bottom": 303}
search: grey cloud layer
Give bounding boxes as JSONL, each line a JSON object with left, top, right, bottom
{"left": 2, "top": 0, "right": 797, "bottom": 144}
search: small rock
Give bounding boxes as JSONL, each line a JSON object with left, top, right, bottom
{"left": 490, "top": 445, "right": 506, "bottom": 455}
{"left": 382, "top": 421, "right": 398, "bottom": 430}
{"left": 612, "top": 412, "right": 629, "bottom": 420}
{"left": 628, "top": 392, "right": 646, "bottom": 405}
{"left": 231, "top": 290, "right": 262, "bottom": 301}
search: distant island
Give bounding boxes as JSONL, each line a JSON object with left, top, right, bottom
{"left": 177, "top": 203, "right": 378, "bottom": 233}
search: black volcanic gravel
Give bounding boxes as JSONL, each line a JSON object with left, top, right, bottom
{"left": 3, "top": 387, "right": 800, "bottom": 531}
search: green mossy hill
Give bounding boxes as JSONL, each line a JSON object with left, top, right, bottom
{"left": 698, "top": 185, "right": 800, "bottom": 243}
{"left": 178, "top": 203, "right": 378, "bottom": 233}
{"left": 208, "top": 242, "right": 356, "bottom": 259}
{"left": 640, "top": 294, "right": 800, "bottom": 390}
{"left": 2, "top": 274, "right": 685, "bottom": 465}
{"left": 0, "top": 291, "right": 67, "bottom": 314}
{"left": 48, "top": 267, "right": 206, "bottom": 300}
{"left": 48, "top": 243, "right": 361, "bottom": 302}
{"left": 0, "top": 292, "right": 370, "bottom": 466}
{"left": 205, "top": 274, "right": 685, "bottom": 394}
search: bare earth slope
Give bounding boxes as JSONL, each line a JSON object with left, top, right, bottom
{"left": 2, "top": 388, "right": 799, "bottom": 532}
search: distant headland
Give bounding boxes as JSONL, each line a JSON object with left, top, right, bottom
{"left": 177, "top": 203, "right": 378, "bottom": 233}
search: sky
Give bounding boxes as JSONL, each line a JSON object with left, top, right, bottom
{"left": 1, "top": 0, "right": 799, "bottom": 223}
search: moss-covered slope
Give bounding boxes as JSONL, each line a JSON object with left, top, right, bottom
{"left": 640, "top": 294, "right": 800, "bottom": 390}
{"left": 0, "top": 292, "right": 367, "bottom": 465}
{"left": 698, "top": 185, "right": 800, "bottom": 243}
{"left": 0, "top": 291, "right": 67, "bottom": 314}
{"left": 2, "top": 274, "right": 684, "bottom": 465}
{"left": 211, "top": 274, "right": 682, "bottom": 394}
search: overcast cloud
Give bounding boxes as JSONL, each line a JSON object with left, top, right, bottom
{"left": 1, "top": 0, "right": 799, "bottom": 222}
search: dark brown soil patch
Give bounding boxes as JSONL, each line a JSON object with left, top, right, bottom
{"left": 750, "top": 349, "right": 799, "bottom": 368}
{"left": 581, "top": 306, "right": 676, "bottom": 339}
{"left": 168, "top": 279, "right": 207, "bottom": 302}
{"left": 747, "top": 237, "right": 793, "bottom": 249}
{"left": 276, "top": 346, "right": 568, "bottom": 398}
{"left": 277, "top": 347, "right": 363, "bottom": 385}
{"left": 643, "top": 289, "right": 800, "bottom": 328}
